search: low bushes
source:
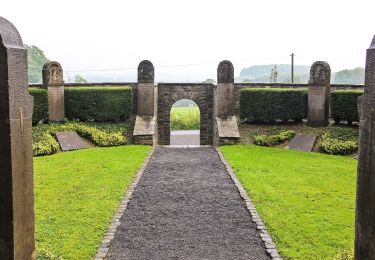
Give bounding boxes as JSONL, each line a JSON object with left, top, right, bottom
{"left": 253, "top": 129, "right": 296, "bottom": 146}
{"left": 331, "top": 90, "right": 363, "bottom": 124}
{"left": 319, "top": 127, "right": 358, "bottom": 155}
{"left": 240, "top": 88, "right": 307, "bottom": 123}
{"left": 65, "top": 87, "right": 132, "bottom": 122}
{"left": 32, "top": 122, "right": 129, "bottom": 156}
{"left": 29, "top": 88, "right": 49, "bottom": 124}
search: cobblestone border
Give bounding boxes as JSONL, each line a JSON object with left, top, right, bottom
{"left": 216, "top": 147, "right": 283, "bottom": 260}
{"left": 94, "top": 147, "right": 155, "bottom": 260}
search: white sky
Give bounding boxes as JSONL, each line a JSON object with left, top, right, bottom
{"left": 2, "top": 0, "right": 375, "bottom": 81}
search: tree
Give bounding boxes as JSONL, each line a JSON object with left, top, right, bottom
{"left": 269, "top": 65, "right": 279, "bottom": 83}
{"left": 201, "top": 78, "right": 216, "bottom": 84}
{"left": 74, "top": 74, "right": 88, "bottom": 83}
{"left": 26, "top": 45, "right": 50, "bottom": 83}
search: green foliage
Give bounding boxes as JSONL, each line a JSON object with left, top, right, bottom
{"left": 331, "top": 90, "right": 363, "bottom": 123}
{"left": 65, "top": 87, "right": 132, "bottom": 122}
{"left": 269, "top": 65, "right": 279, "bottom": 83}
{"left": 319, "top": 128, "right": 358, "bottom": 155}
{"left": 74, "top": 74, "right": 88, "bottom": 83}
{"left": 34, "top": 146, "right": 151, "bottom": 259}
{"left": 253, "top": 129, "right": 295, "bottom": 146}
{"left": 333, "top": 67, "right": 365, "bottom": 84}
{"left": 170, "top": 107, "right": 200, "bottom": 130}
{"left": 221, "top": 145, "right": 357, "bottom": 259}
{"left": 26, "top": 45, "right": 50, "bottom": 83}
{"left": 29, "top": 87, "right": 49, "bottom": 124}
{"left": 240, "top": 88, "right": 308, "bottom": 123}
{"left": 32, "top": 122, "right": 129, "bottom": 156}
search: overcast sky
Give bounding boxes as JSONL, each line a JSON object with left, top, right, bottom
{"left": 2, "top": 0, "right": 375, "bottom": 81}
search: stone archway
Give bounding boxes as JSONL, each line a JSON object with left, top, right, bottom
{"left": 157, "top": 83, "right": 214, "bottom": 145}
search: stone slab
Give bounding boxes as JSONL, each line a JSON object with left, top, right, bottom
{"left": 133, "top": 116, "right": 155, "bottom": 136}
{"left": 55, "top": 131, "right": 89, "bottom": 151}
{"left": 286, "top": 133, "right": 317, "bottom": 152}
{"left": 216, "top": 116, "right": 240, "bottom": 138}
{"left": 170, "top": 130, "right": 200, "bottom": 146}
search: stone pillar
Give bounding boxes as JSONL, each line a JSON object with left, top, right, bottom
{"left": 307, "top": 61, "right": 331, "bottom": 127}
{"left": 137, "top": 60, "right": 154, "bottom": 116}
{"left": 214, "top": 60, "right": 239, "bottom": 145}
{"left": 133, "top": 60, "right": 155, "bottom": 145}
{"left": 42, "top": 61, "right": 65, "bottom": 122}
{"left": 216, "top": 60, "right": 235, "bottom": 116}
{"left": 0, "top": 17, "right": 35, "bottom": 259}
{"left": 355, "top": 35, "right": 375, "bottom": 259}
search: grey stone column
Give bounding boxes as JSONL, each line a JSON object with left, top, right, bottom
{"left": 42, "top": 61, "right": 65, "bottom": 122}
{"left": 133, "top": 60, "right": 155, "bottom": 145}
{"left": 0, "top": 17, "right": 35, "bottom": 260}
{"left": 307, "top": 61, "right": 331, "bottom": 127}
{"left": 214, "top": 60, "right": 239, "bottom": 145}
{"left": 355, "top": 35, "right": 375, "bottom": 259}
{"left": 137, "top": 60, "right": 155, "bottom": 116}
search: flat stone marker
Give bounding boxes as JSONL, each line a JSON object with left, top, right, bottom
{"left": 55, "top": 131, "right": 89, "bottom": 151}
{"left": 286, "top": 134, "right": 317, "bottom": 152}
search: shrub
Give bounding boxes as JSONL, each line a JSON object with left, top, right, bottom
{"left": 240, "top": 88, "right": 308, "bottom": 123}
{"left": 331, "top": 90, "right": 363, "bottom": 124}
{"left": 319, "top": 127, "right": 358, "bottom": 155}
{"left": 65, "top": 87, "right": 132, "bottom": 122}
{"left": 29, "top": 87, "right": 49, "bottom": 125}
{"left": 253, "top": 129, "right": 296, "bottom": 146}
{"left": 32, "top": 122, "right": 129, "bottom": 156}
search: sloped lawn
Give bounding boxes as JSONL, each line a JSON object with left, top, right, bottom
{"left": 221, "top": 145, "right": 357, "bottom": 259}
{"left": 34, "top": 145, "right": 151, "bottom": 259}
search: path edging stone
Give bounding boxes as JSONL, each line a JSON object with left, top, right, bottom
{"left": 94, "top": 147, "right": 155, "bottom": 260}
{"left": 215, "top": 147, "right": 283, "bottom": 260}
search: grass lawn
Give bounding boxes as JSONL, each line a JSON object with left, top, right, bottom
{"left": 34, "top": 145, "right": 151, "bottom": 259}
{"left": 170, "top": 106, "right": 200, "bottom": 130}
{"left": 221, "top": 145, "right": 357, "bottom": 259}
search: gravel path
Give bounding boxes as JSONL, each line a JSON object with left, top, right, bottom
{"left": 170, "top": 130, "right": 200, "bottom": 146}
{"left": 106, "top": 147, "right": 269, "bottom": 260}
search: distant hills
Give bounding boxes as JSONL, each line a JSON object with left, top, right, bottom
{"left": 236, "top": 64, "right": 365, "bottom": 85}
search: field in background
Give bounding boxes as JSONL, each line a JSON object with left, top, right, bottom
{"left": 221, "top": 145, "right": 356, "bottom": 259}
{"left": 170, "top": 107, "right": 200, "bottom": 130}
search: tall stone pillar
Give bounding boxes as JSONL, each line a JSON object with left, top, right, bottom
{"left": 133, "top": 60, "right": 155, "bottom": 145}
{"left": 42, "top": 61, "right": 65, "bottom": 122}
{"left": 307, "top": 61, "right": 331, "bottom": 127}
{"left": 0, "top": 17, "right": 35, "bottom": 260}
{"left": 214, "top": 60, "right": 239, "bottom": 145}
{"left": 355, "top": 35, "right": 375, "bottom": 259}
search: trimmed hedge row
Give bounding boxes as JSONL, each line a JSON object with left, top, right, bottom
{"left": 29, "top": 87, "right": 49, "bottom": 124}
{"left": 331, "top": 90, "right": 363, "bottom": 123}
{"left": 65, "top": 87, "right": 132, "bottom": 122}
{"left": 240, "top": 88, "right": 308, "bottom": 122}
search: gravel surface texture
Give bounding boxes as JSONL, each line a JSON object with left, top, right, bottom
{"left": 106, "top": 147, "right": 269, "bottom": 260}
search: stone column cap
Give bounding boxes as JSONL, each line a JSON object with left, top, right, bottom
{"left": 308, "top": 61, "right": 331, "bottom": 86}
{"left": 0, "top": 17, "right": 23, "bottom": 48}
{"left": 138, "top": 60, "right": 154, "bottom": 83}
{"left": 42, "top": 61, "right": 64, "bottom": 87}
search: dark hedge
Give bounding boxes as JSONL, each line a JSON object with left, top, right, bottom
{"left": 29, "top": 87, "right": 49, "bottom": 124}
{"left": 240, "top": 88, "right": 308, "bottom": 123}
{"left": 65, "top": 86, "right": 132, "bottom": 122}
{"left": 331, "top": 90, "right": 363, "bottom": 123}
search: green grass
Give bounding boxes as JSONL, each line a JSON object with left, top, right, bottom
{"left": 221, "top": 145, "right": 357, "bottom": 259}
{"left": 170, "top": 107, "right": 200, "bottom": 130}
{"left": 34, "top": 145, "right": 151, "bottom": 259}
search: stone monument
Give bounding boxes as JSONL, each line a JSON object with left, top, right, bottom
{"left": 355, "top": 34, "right": 375, "bottom": 259}
{"left": 214, "top": 60, "right": 239, "bottom": 145}
{"left": 307, "top": 61, "right": 331, "bottom": 127}
{"left": 0, "top": 16, "right": 35, "bottom": 259}
{"left": 133, "top": 60, "right": 155, "bottom": 145}
{"left": 42, "top": 61, "right": 65, "bottom": 122}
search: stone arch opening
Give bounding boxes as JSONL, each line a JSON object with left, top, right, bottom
{"left": 157, "top": 83, "right": 214, "bottom": 145}
{"left": 170, "top": 99, "right": 200, "bottom": 146}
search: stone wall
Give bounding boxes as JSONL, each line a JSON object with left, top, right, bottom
{"left": 157, "top": 83, "right": 214, "bottom": 145}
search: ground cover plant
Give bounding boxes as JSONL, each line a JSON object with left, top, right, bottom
{"left": 221, "top": 145, "right": 357, "bottom": 259}
{"left": 319, "top": 127, "right": 358, "bottom": 155}
{"left": 170, "top": 106, "right": 200, "bottom": 130}
{"left": 32, "top": 121, "right": 129, "bottom": 156}
{"left": 34, "top": 145, "right": 151, "bottom": 259}
{"left": 253, "top": 129, "right": 295, "bottom": 146}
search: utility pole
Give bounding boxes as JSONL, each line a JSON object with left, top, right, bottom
{"left": 291, "top": 53, "right": 295, "bottom": 84}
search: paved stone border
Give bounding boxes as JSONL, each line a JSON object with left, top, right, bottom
{"left": 93, "top": 147, "right": 155, "bottom": 260}
{"left": 216, "top": 148, "right": 283, "bottom": 260}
